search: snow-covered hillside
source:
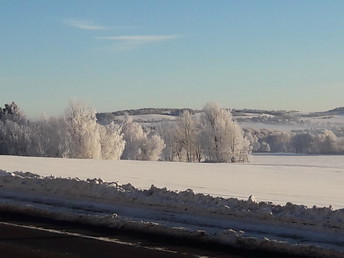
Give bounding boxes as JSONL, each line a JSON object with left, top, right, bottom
{"left": 0, "top": 154, "right": 344, "bottom": 257}
{"left": 97, "top": 107, "right": 344, "bottom": 132}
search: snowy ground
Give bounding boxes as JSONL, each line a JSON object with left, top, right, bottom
{"left": 0, "top": 154, "right": 343, "bottom": 209}
{"left": 1, "top": 154, "right": 344, "bottom": 257}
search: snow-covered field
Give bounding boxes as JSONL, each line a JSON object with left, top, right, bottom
{"left": 0, "top": 154, "right": 343, "bottom": 209}
{"left": 1, "top": 154, "right": 344, "bottom": 256}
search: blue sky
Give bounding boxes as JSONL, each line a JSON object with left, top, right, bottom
{"left": 1, "top": 0, "right": 344, "bottom": 118}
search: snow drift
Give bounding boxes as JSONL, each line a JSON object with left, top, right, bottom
{"left": 0, "top": 169, "right": 343, "bottom": 257}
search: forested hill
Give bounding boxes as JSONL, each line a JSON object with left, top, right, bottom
{"left": 308, "top": 107, "right": 344, "bottom": 117}
{"left": 109, "top": 108, "right": 197, "bottom": 116}
{"left": 96, "top": 107, "right": 297, "bottom": 124}
{"left": 96, "top": 106, "right": 344, "bottom": 131}
{"left": 97, "top": 106, "right": 344, "bottom": 121}
{"left": 96, "top": 108, "right": 198, "bottom": 123}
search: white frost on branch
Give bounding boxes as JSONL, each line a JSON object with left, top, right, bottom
{"left": 121, "top": 115, "right": 165, "bottom": 161}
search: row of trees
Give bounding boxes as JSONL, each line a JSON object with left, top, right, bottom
{"left": 2, "top": 101, "right": 343, "bottom": 160}
{"left": 245, "top": 128, "right": 344, "bottom": 154}
{"left": 0, "top": 102, "right": 165, "bottom": 161}
{"left": 0, "top": 102, "right": 251, "bottom": 162}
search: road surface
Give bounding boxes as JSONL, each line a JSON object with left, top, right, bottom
{"left": 0, "top": 211, "right": 305, "bottom": 258}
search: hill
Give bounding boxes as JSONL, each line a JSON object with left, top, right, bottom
{"left": 96, "top": 107, "right": 344, "bottom": 131}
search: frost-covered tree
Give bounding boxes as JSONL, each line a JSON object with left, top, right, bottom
{"left": 264, "top": 131, "right": 293, "bottom": 153}
{"left": 0, "top": 119, "right": 30, "bottom": 155}
{"left": 313, "top": 130, "right": 338, "bottom": 154}
{"left": 23, "top": 102, "right": 125, "bottom": 160}
{"left": 140, "top": 134, "right": 165, "bottom": 161}
{"left": 63, "top": 102, "right": 102, "bottom": 159}
{"left": 175, "top": 111, "right": 202, "bottom": 162}
{"left": 26, "top": 116, "right": 69, "bottom": 157}
{"left": 200, "top": 103, "right": 250, "bottom": 162}
{"left": 99, "top": 122, "right": 125, "bottom": 160}
{"left": 121, "top": 116, "right": 164, "bottom": 161}
{"left": 121, "top": 116, "right": 145, "bottom": 160}
{"left": 243, "top": 129, "right": 259, "bottom": 152}
{"left": 157, "top": 121, "right": 182, "bottom": 161}
{"left": 292, "top": 133, "right": 314, "bottom": 154}
{"left": 0, "top": 102, "right": 29, "bottom": 155}
{"left": 0, "top": 102, "right": 24, "bottom": 122}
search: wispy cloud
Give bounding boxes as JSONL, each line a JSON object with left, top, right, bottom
{"left": 95, "top": 35, "right": 180, "bottom": 45}
{"left": 64, "top": 19, "right": 106, "bottom": 30}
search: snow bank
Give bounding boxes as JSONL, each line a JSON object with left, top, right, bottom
{"left": 0, "top": 170, "right": 343, "bottom": 257}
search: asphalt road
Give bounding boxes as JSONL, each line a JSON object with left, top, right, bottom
{"left": 0, "top": 222, "right": 191, "bottom": 258}
{"left": 0, "top": 212, "right": 305, "bottom": 258}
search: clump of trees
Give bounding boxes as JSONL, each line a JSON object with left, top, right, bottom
{"left": 158, "top": 102, "right": 251, "bottom": 162}
{"left": 200, "top": 103, "right": 250, "bottom": 162}
{"left": 0, "top": 101, "right": 251, "bottom": 163}
{"left": 244, "top": 128, "right": 344, "bottom": 154}
{"left": 0, "top": 102, "right": 126, "bottom": 159}
{"left": 121, "top": 116, "right": 165, "bottom": 161}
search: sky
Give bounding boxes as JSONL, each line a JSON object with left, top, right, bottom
{"left": 1, "top": 0, "right": 344, "bottom": 118}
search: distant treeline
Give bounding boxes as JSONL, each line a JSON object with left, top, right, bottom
{"left": 245, "top": 128, "right": 344, "bottom": 154}
{"left": 1, "top": 102, "right": 343, "bottom": 162}
{"left": 0, "top": 102, "right": 250, "bottom": 163}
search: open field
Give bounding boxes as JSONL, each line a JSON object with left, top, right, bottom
{"left": 0, "top": 154, "right": 343, "bottom": 209}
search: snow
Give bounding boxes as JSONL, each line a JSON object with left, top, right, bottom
{"left": 0, "top": 154, "right": 344, "bottom": 256}
{"left": 0, "top": 154, "right": 343, "bottom": 209}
